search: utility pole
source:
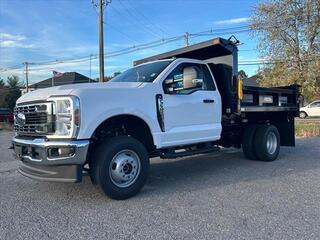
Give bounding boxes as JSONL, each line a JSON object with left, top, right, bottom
{"left": 93, "top": 0, "right": 111, "bottom": 82}
{"left": 98, "top": 0, "right": 105, "bottom": 82}
{"left": 24, "top": 62, "right": 29, "bottom": 93}
{"left": 89, "top": 54, "right": 92, "bottom": 82}
{"left": 184, "top": 32, "right": 189, "bottom": 47}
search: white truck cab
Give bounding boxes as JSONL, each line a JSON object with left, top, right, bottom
{"left": 12, "top": 38, "right": 301, "bottom": 199}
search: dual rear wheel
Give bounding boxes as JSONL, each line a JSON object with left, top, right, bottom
{"left": 242, "top": 124, "right": 280, "bottom": 162}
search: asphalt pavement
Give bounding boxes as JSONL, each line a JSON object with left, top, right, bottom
{"left": 0, "top": 131, "right": 320, "bottom": 240}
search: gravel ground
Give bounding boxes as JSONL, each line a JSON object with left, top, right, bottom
{"left": 0, "top": 131, "right": 320, "bottom": 240}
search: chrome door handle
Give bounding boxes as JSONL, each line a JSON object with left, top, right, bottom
{"left": 203, "top": 99, "right": 215, "bottom": 103}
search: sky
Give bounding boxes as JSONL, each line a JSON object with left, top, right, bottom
{"left": 0, "top": 0, "right": 262, "bottom": 85}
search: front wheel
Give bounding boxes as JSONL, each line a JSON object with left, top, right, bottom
{"left": 299, "top": 111, "right": 307, "bottom": 119}
{"left": 92, "top": 136, "right": 150, "bottom": 200}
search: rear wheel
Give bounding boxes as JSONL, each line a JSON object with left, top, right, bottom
{"left": 242, "top": 124, "right": 259, "bottom": 160}
{"left": 254, "top": 125, "right": 280, "bottom": 162}
{"left": 92, "top": 136, "right": 150, "bottom": 200}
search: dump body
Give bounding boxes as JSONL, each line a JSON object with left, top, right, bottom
{"left": 135, "top": 37, "right": 300, "bottom": 116}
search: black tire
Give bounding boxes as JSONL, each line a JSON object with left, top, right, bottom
{"left": 254, "top": 125, "right": 280, "bottom": 162}
{"left": 299, "top": 111, "right": 307, "bottom": 119}
{"left": 242, "top": 124, "right": 259, "bottom": 160}
{"left": 92, "top": 136, "right": 150, "bottom": 200}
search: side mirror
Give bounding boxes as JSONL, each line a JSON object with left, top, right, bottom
{"left": 183, "top": 67, "right": 203, "bottom": 90}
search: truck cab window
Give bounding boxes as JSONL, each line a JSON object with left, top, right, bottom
{"left": 110, "top": 60, "right": 172, "bottom": 83}
{"left": 164, "top": 63, "right": 215, "bottom": 94}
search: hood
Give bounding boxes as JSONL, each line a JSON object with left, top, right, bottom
{"left": 17, "top": 82, "right": 144, "bottom": 104}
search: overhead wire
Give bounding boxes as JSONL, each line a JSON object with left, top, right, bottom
{"left": 121, "top": 0, "right": 171, "bottom": 36}
{"left": 1, "top": 13, "right": 319, "bottom": 73}
{"left": 110, "top": 3, "right": 161, "bottom": 39}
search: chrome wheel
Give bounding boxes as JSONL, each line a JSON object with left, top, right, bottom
{"left": 266, "top": 132, "right": 277, "bottom": 155}
{"left": 109, "top": 149, "right": 141, "bottom": 188}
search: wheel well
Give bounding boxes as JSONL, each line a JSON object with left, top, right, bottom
{"left": 300, "top": 111, "right": 307, "bottom": 115}
{"left": 90, "top": 115, "right": 155, "bottom": 152}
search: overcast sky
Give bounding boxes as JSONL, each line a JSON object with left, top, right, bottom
{"left": 0, "top": 0, "right": 262, "bottom": 84}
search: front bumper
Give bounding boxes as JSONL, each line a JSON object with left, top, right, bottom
{"left": 12, "top": 136, "right": 90, "bottom": 182}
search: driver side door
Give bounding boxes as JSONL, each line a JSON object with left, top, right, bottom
{"left": 161, "top": 62, "right": 222, "bottom": 147}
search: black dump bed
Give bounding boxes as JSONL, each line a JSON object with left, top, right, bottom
{"left": 135, "top": 37, "right": 300, "bottom": 116}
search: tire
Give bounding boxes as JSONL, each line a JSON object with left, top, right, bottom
{"left": 299, "top": 111, "right": 307, "bottom": 119}
{"left": 254, "top": 125, "right": 280, "bottom": 162}
{"left": 92, "top": 136, "right": 150, "bottom": 200}
{"left": 242, "top": 124, "right": 259, "bottom": 160}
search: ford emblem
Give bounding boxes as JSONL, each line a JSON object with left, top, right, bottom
{"left": 16, "top": 113, "right": 26, "bottom": 126}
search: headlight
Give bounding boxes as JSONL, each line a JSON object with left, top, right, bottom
{"left": 47, "top": 96, "right": 80, "bottom": 138}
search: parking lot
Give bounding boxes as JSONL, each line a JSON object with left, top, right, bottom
{"left": 1, "top": 131, "right": 320, "bottom": 240}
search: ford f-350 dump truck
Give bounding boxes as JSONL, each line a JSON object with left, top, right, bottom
{"left": 12, "top": 37, "right": 300, "bottom": 199}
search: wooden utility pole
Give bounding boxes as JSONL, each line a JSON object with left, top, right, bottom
{"left": 184, "top": 32, "right": 190, "bottom": 47}
{"left": 24, "top": 62, "right": 29, "bottom": 93}
{"left": 98, "top": 0, "right": 105, "bottom": 82}
{"left": 89, "top": 54, "right": 92, "bottom": 82}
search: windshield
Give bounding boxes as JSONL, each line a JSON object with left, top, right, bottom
{"left": 110, "top": 60, "right": 172, "bottom": 83}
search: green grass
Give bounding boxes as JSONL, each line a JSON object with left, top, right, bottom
{"left": 295, "top": 122, "right": 320, "bottom": 137}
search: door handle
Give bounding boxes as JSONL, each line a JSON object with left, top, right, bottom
{"left": 203, "top": 99, "right": 215, "bottom": 103}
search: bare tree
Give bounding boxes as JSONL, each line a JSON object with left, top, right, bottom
{"left": 251, "top": 0, "right": 320, "bottom": 101}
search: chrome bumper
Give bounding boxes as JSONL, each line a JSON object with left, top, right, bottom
{"left": 12, "top": 136, "right": 90, "bottom": 182}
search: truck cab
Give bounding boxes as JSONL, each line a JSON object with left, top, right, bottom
{"left": 12, "top": 37, "right": 300, "bottom": 200}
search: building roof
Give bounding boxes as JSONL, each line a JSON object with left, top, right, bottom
{"left": 243, "top": 75, "right": 260, "bottom": 87}
{"left": 29, "top": 72, "right": 95, "bottom": 89}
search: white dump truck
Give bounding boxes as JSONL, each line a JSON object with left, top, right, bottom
{"left": 12, "top": 37, "right": 300, "bottom": 199}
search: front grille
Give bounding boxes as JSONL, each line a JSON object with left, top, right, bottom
{"left": 14, "top": 103, "right": 54, "bottom": 136}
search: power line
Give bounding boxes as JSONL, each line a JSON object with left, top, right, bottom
{"left": 91, "top": 0, "right": 139, "bottom": 43}
{"left": 2, "top": 19, "right": 319, "bottom": 73}
{"left": 3, "top": 27, "right": 247, "bottom": 71}
{"left": 0, "top": 64, "right": 24, "bottom": 72}
{"left": 121, "top": 0, "right": 170, "bottom": 36}
{"left": 0, "top": 35, "right": 185, "bottom": 72}
{"left": 116, "top": 1, "right": 163, "bottom": 38}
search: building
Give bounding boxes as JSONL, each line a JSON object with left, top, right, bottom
{"left": 22, "top": 72, "right": 95, "bottom": 94}
{"left": 243, "top": 75, "right": 260, "bottom": 87}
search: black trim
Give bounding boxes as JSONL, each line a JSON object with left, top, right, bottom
{"left": 155, "top": 94, "right": 165, "bottom": 132}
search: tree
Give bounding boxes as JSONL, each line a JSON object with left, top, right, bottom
{"left": 104, "top": 71, "right": 122, "bottom": 81}
{"left": 238, "top": 70, "right": 248, "bottom": 80}
{"left": 251, "top": 0, "right": 320, "bottom": 101}
{"left": 7, "top": 75, "right": 23, "bottom": 88}
{"left": 0, "top": 75, "right": 24, "bottom": 110}
{"left": 113, "top": 71, "right": 121, "bottom": 77}
{"left": 0, "top": 78, "right": 5, "bottom": 87}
